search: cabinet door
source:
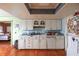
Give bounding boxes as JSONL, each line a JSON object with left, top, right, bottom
{"left": 25, "top": 36, "right": 33, "bottom": 49}
{"left": 32, "top": 35, "right": 39, "bottom": 49}
{"left": 40, "top": 35, "right": 46, "bottom": 49}
{"left": 45, "top": 20, "right": 51, "bottom": 30}
{"left": 56, "top": 36, "right": 64, "bottom": 49}
{"left": 27, "top": 20, "right": 33, "bottom": 30}
{"left": 51, "top": 20, "right": 57, "bottom": 30}
{"left": 18, "top": 39, "right": 25, "bottom": 49}
{"left": 47, "top": 38, "right": 55, "bottom": 49}
{"left": 56, "top": 20, "right": 61, "bottom": 30}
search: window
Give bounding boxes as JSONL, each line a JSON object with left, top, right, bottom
{"left": 0, "top": 26, "right": 3, "bottom": 32}
{"left": 7, "top": 26, "right": 11, "bottom": 32}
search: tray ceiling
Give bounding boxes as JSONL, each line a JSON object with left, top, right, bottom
{"left": 29, "top": 3, "right": 59, "bottom": 9}
{"left": 25, "top": 3, "right": 65, "bottom": 14}
{"left": 0, "top": 3, "right": 79, "bottom": 20}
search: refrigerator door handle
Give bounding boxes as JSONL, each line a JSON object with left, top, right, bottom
{"left": 72, "top": 37, "right": 75, "bottom": 42}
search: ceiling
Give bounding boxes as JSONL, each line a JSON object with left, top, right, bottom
{"left": 25, "top": 3, "right": 65, "bottom": 14}
{"left": 29, "top": 3, "right": 59, "bottom": 9}
{"left": 0, "top": 3, "right": 79, "bottom": 20}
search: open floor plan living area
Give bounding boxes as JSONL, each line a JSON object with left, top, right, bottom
{"left": 0, "top": 3, "right": 79, "bottom": 56}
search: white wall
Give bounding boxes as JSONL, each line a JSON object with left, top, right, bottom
{"left": 0, "top": 4, "right": 79, "bottom": 20}
{"left": 0, "top": 9, "right": 24, "bottom": 45}
{"left": 12, "top": 19, "right": 28, "bottom": 45}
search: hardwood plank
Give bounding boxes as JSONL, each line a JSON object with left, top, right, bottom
{"left": 0, "top": 41, "right": 65, "bottom": 56}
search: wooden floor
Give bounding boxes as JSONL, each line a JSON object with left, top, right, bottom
{"left": 0, "top": 41, "right": 66, "bottom": 56}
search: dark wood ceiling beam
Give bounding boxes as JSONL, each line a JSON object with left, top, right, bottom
{"left": 24, "top": 3, "right": 30, "bottom": 12}
{"left": 55, "top": 3, "right": 65, "bottom": 13}
{"left": 24, "top": 3, "right": 65, "bottom": 14}
{"left": 30, "top": 9, "right": 55, "bottom": 14}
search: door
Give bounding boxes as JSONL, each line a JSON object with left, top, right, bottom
{"left": 47, "top": 37, "right": 55, "bottom": 49}
{"left": 39, "top": 35, "right": 46, "bottom": 49}
{"left": 32, "top": 35, "right": 39, "bottom": 49}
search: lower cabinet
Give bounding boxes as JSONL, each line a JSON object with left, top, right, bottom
{"left": 18, "top": 35, "right": 64, "bottom": 49}
{"left": 39, "top": 35, "right": 46, "bottom": 49}
{"left": 55, "top": 36, "right": 65, "bottom": 49}
{"left": 47, "top": 37, "right": 55, "bottom": 49}
{"left": 32, "top": 35, "right": 40, "bottom": 49}
{"left": 25, "top": 36, "right": 33, "bottom": 49}
{"left": 18, "top": 39, "right": 25, "bottom": 49}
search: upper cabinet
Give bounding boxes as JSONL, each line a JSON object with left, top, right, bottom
{"left": 26, "top": 20, "right": 34, "bottom": 30}
{"left": 51, "top": 20, "right": 57, "bottom": 30}
{"left": 25, "top": 20, "right": 61, "bottom": 30}
{"left": 56, "top": 20, "right": 61, "bottom": 30}
{"left": 45, "top": 20, "right": 62, "bottom": 30}
{"left": 45, "top": 20, "right": 51, "bottom": 30}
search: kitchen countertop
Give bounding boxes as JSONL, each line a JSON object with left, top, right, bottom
{"left": 21, "top": 30, "right": 64, "bottom": 36}
{"left": 22, "top": 33, "right": 64, "bottom": 36}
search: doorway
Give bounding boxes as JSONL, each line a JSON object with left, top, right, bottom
{"left": 0, "top": 21, "right": 11, "bottom": 44}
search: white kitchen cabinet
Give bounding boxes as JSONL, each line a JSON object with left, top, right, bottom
{"left": 56, "top": 36, "right": 64, "bottom": 49}
{"left": 47, "top": 37, "right": 55, "bottom": 49}
{"left": 26, "top": 20, "right": 34, "bottom": 30}
{"left": 51, "top": 20, "right": 57, "bottom": 30}
{"left": 25, "top": 36, "right": 33, "bottom": 49}
{"left": 45, "top": 20, "right": 62, "bottom": 30}
{"left": 32, "top": 35, "right": 40, "bottom": 49}
{"left": 56, "top": 20, "right": 61, "bottom": 30}
{"left": 18, "top": 39, "right": 25, "bottom": 49}
{"left": 45, "top": 20, "right": 51, "bottom": 30}
{"left": 39, "top": 35, "right": 47, "bottom": 49}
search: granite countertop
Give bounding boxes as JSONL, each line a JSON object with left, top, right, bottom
{"left": 21, "top": 30, "right": 64, "bottom": 36}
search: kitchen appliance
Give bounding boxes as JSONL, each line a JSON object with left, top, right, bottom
{"left": 67, "top": 12, "right": 79, "bottom": 56}
{"left": 67, "top": 34, "right": 77, "bottom": 56}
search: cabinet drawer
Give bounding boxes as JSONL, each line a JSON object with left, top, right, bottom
{"left": 25, "top": 38, "right": 33, "bottom": 49}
